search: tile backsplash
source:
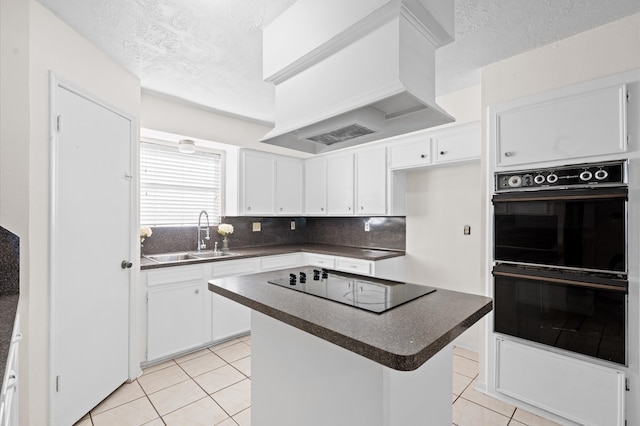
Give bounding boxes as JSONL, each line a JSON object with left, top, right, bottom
{"left": 142, "top": 216, "right": 405, "bottom": 255}
{"left": 0, "top": 226, "right": 20, "bottom": 296}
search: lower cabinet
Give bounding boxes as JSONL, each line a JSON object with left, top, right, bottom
{"left": 1, "top": 314, "right": 20, "bottom": 426}
{"left": 146, "top": 265, "right": 210, "bottom": 361}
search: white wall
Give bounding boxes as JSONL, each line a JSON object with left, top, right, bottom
{"left": 404, "top": 84, "right": 483, "bottom": 350}
{"left": 3, "top": 2, "right": 141, "bottom": 425}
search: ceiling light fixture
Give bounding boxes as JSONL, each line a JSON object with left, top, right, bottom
{"left": 178, "top": 139, "right": 196, "bottom": 153}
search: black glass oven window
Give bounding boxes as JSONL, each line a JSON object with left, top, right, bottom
{"left": 494, "top": 196, "right": 625, "bottom": 272}
{"left": 494, "top": 274, "right": 626, "bottom": 364}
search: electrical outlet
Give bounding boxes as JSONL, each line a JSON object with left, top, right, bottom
{"left": 464, "top": 225, "right": 471, "bottom": 235}
{"left": 364, "top": 221, "right": 370, "bottom": 232}
{"left": 253, "top": 222, "right": 261, "bottom": 232}
{"left": 290, "top": 220, "right": 296, "bottom": 230}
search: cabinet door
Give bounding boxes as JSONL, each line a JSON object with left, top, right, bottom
{"left": 305, "top": 157, "right": 327, "bottom": 215}
{"left": 212, "top": 294, "right": 251, "bottom": 342}
{"left": 276, "top": 157, "right": 303, "bottom": 215}
{"left": 434, "top": 122, "right": 480, "bottom": 164}
{"left": 327, "top": 153, "right": 354, "bottom": 215}
{"left": 494, "top": 84, "right": 627, "bottom": 166}
{"left": 388, "top": 134, "right": 431, "bottom": 169}
{"left": 148, "top": 282, "right": 208, "bottom": 360}
{"left": 355, "top": 147, "right": 387, "bottom": 215}
{"left": 242, "top": 151, "right": 276, "bottom": 215}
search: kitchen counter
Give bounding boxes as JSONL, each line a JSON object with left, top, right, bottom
{"left": 141, "top": 243, "right": 404, "bottom": 270}
{"left": 208, "top": 267, "right": 492, "bottom": 370}
{"left": 209, "top": 268, "right": 492, "bottom": 425}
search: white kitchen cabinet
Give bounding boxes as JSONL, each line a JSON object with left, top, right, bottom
{"left": 276, "top": 156, "right": 303, "bottom": 215}
{"left": 145, "top": 265, "right": 211, "bottom": 362}
{"left": 327, "top": 153, "right": 355, "bottom": 215}
{"left": 496, "top": 338, "right": 625, "bottom": 426}
{"left": 492, "top": 83, "right": 627, "bottom": 167}
{"left": 335, "top": 256, "right": 373, "bottom": 276}
{"left": 388, "top": 133, "right": 432, "bottom": 170}
{"left": 304, "top": 157, "right": 328, "bottom": 215}
{"left": 260, "top": 253, "right": 303, "bottom": 271}
{"left": 210, "top": 258, "right": 257, "bottom": 342}
{"left": 241, "top": 150, "right": 276, "bottom": 215}
{"left": 240, "top": 150, "right": 303, "bottom": 216}
{"left": 303, "top": 253, "right": 336, "bottom": 269}
{"left": 355, "top": 147, "right": 387, "bottom": 215}
{"left": 1, "top": 314, "right": 20, "bottom": 426}
{"left": 433, "top": 121, "right": 481, "bottom": 164}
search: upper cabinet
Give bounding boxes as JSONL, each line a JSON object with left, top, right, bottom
{"left": 355, "top": 147, "right": 387, "bottom": 215}
{"left": 491, "top": 83, "right": 627, "bottom": 167}
{"left": 240, "top": 150, "right": 303, "bottom": 216}
{"left": 304, "top": 157, "right": 327, "bottom": 215}
{"left": 327, "top": 153, "right": 355, "bottom": 215}
{"left": 388, "top": 121, "right": 480, "bottom": 170}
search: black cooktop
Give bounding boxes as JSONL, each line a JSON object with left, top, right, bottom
{"left": 268, "top": 268, "right": 436, "bottom": 314}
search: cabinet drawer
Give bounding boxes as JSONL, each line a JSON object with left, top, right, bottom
{"left": 211, "top": 258, "right": 259, "bottom": 278}
{"left": 260, "top": 254, "right": 302, "bottom": 271}
{"left": 146, "top": 264, "right": 205, "bottom": 287}
{"left": 335, "top": 257, "right": 373, "bottom": 276}
{"left": 388, "top": 135, "right": 431, "bottom": 169}
{"left": 303, "top": 253, "right": 336, "bottom": 269}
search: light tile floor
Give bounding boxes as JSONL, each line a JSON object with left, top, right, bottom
{"left": 74, "top": 338, "right": 561, "bottom": 426}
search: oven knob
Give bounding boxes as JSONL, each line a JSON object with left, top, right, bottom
{"left": 507, "top": 175, "right": 522, "bottom": 187}
{"left": 594, "top": 169, "right": 609, "bottom": 180}
{"left": 579, "top": 170, "right": 593, "bottom": 181}
{"left": 546, "top": 173, "right": 558, "bottom": 184}
{"left": 534, "top": 174, "right": 546, "bottom": 184}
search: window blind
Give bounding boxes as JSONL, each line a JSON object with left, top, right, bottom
{"left": 140, "top": 142, "right": 222, "bottom": 226}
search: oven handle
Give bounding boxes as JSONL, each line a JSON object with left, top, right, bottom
{"left": 493, "top": 270, "right": 628, "bottom": 292}
{"left": 492, "top": 187, "right": 627, "bottom": 203}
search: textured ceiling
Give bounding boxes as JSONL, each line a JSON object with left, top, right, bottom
{"left": 37, "top": 0, "right": 640, "bottom": 124}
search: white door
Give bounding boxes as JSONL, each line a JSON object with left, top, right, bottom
{"left": 51, "top": 82, "right": 133, "bottom": 425}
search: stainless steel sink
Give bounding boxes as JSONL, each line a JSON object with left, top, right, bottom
{"left": 189, "top": 251, "right": 238, "bottom": 259}
{"left": 144, "top": 251, "right": 238, "bottom": 263}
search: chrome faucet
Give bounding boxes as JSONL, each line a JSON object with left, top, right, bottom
{"left": 197, "top": 210, "right": 210, "bottom": 251}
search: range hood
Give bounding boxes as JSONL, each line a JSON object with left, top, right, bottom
{"left": 261, "top": 0, "right": 455, "bottom": 154}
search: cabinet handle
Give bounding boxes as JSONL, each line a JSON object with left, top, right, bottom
{"left": 348, "top": 206, "right": 351, "bottom": 211}
{"left": 280, "top": 207, "right": 283, "bottom": 211}
{"left": 440, "top": 151, "right": 447, "bottom": 155}
{"left": 420, "top": 154, "right": 426, "bottom": 158}
{"left": 321, "top": 207, "right": 324, "bottom": 211}
{"left": 360, "top": 206, "right": 364, "bottom": 210}
{"left": 195, "top": 289, "right": 200, "bottom": 294}
{"left": 504, "top": 151, "right": 514, "bottom": 157}
{"left": 247, "top": 206, "right": 252, "bottom": 211}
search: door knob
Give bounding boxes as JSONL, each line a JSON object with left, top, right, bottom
{"left": 121, "top": 260, "right": 133, "bottom": 269}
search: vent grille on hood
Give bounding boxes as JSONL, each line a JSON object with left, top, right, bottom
{"left": 261, "top": 0, "right": 455, "bottom": 154}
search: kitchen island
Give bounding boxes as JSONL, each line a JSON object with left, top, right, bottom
{"left": 209, "top": 267, "right": 492, "bottom": 426}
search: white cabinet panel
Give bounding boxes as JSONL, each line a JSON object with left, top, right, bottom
{"left": 496, "top": 338, "right": 625, "bottom": 426}
{"left": 433, "top": 122, "right": 480, "bottom": 164}
{"left": 494, "top": 84, "right": 627, "bottom": 166}
{"left": 276, "top": 157, "right": 303, "bottom": 215}
{"left": 212, "top": 293, "right": 251, "bottom": 342}
{"left": 147, "top": 281, "right": 209, "bottom": 361}
{"left": 241, "top": 150, "right": 276, "bottom": 215}
{"left": 260, "top": 253, "right": 302, "bottom": 271}
{"left": 304, "top": 157, "right": 328, "bottom": 215}
{"left": 388, "top": 134, "right": 431, "bottom": 169}
{"left": 327, "top": 153, "right": 354, "bottom": 215}
{"left": 335, "top": 257, "right": 373, "bottom": 276}
{"left": 355, "top": 147, "right": 387, "bottom": 215}
{"left": 211, "top": 258, "right": 259, "bottom": 278}
{"left": 303, "top": 253, "right": 336, "bottom": 269}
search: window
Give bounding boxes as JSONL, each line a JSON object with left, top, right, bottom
{"left": 140, "top": 142, "right": 222, "bottom": 226}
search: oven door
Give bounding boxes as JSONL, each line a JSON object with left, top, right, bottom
{"left": 493, "top": 187, "right": 627, "bottom": 274}
{"left": 493, "top": 264, "right": 627, "bottom": 365}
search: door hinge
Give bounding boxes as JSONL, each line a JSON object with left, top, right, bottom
{"left": 146, "top": 294, "right": 148, "bottom": 304}
{"left": 56, "top": 375, "right": 61, "bottom": 392}
{"left": 56, "top": 115, "right": 62, "bottom": 132}
{"left": 626, "top": 378, "right": 630, "bottom": 391}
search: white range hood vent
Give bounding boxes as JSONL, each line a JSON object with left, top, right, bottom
{"left": 261, "top": 0, "right": 455, "bottom": 154}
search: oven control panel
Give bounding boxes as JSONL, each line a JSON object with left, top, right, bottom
{"left": 495, "top": 160, "right": 626, "bottom": 191}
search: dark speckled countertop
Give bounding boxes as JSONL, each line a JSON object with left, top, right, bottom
{"left": 141, "top": 243, "right": 405, "bottom": 270}
{"left": 209, "top": 267, "right": 492, "bottom": 371}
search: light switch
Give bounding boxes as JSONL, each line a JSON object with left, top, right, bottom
{"left": 290, "top": 220, "right": 296, "bottom": 230}
{"left": 253, "top": 222, "right": 261, "bottom": 232}
{"left": 464, "top": 225, "right": 471, "bottom": 235}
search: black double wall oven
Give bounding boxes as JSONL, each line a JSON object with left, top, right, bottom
{"left": 492, "top": 161, "right": 628, "bottom": 365}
